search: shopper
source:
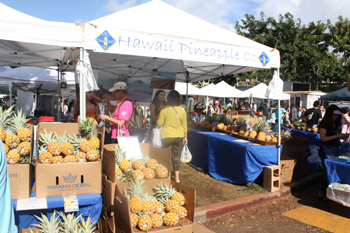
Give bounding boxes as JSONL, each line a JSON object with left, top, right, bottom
{"left": 157, "top": 90, "right": 187, "bottom": 183}
{"left": 74, "top": 91, "right": 100, "bottom": 122}
{"left": 100, "top": 82, "right": 133, "bottom": 143}
{"left": 148, "top": 90, "right": 166, "bottom": 144}
{"left": 305, "top": 101, "right": 322, "bottom": 127}
{"left": 341, "top": 107, "right": 350, "bottom": 143}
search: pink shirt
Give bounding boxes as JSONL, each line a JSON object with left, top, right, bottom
{"left": 111, "top": 100, "right": 133, "bottom": 138}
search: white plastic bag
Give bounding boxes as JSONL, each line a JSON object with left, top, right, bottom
{"left": 181, "top": 145, "right": 192, "bottom": 163}
{"left": 152, "top": 126, "right": 162, "bottom": 148}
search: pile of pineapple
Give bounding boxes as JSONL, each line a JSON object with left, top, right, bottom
{"left": 37, "top": 118, "right": 101, "bottom": 164}
{"left": 113, "top": 146, "right": 169, "bottom": 182}
{"left": 197, "top": 114, "right": 237, "bottom": 131}
{"left": 125, "top": 180, "right": 188, "bottom": 231}
{"left": 33, "top": 211, "right": 96, "bottom": 233}
{"left": 0, "top": 107, "right": 32, "bottom": 165}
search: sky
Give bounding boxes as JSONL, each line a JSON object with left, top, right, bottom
{"left": 1, "top": 0, "right": 349, "bottom": 32}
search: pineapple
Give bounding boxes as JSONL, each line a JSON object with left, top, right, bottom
{"left": 115, "top": 165, "right": 124, "bottom": 182}
{"left": 125, "top": 180, "right": 146, "bottom": 213}
{"left": 86, "top": 149, "right": 99, "bottom": 161}
{"left": 48, "top": 141, "right": 62, "bottom": 156}
{"left": 63, "top": 155, "right": 76, "bottom": 163}
{"left": 171, "top": 192, "right": 185, "bottom": 206}
{"left": 145, "top": 158, "right": 158, "bottom": 169}
{"left": 17, "top": 141, "right": 31, "bottom": 156}
{"left": 153, "top": 182, "right": 177, "bottom": 204}
{"left": 79, "top": 118, "right": 100, "bottom": 149}
{"left": 164, "top": 200, "right": 180, "bottom": 212}
{"left": 12, "top": 109, "right": 31, "bottom": 142}
{"left": 163, "top": 212, "right": 179, "bottom": 226}
{"left": 7, "top": 149, "right": 20, "bottom": 164}
{"left": 52, "top": 155, "right": 63, "bottom": 164}
{"left": 249, "top": 120, "right": 262, "bottom": 139}
{"left": 155, "top": 165, "right": 168, "bottom": 179}
{"left": 80, "top": 140, "right": 93, "bottom": 153}
{"left": 132, "top": 159, "right": 145, "bottom": 171}
{"left": 142, "top": 167, "right": 155, "bottom": 180}
{"left": 176, "top": 206, "right": 188, "bottom": 219}
{"left": 130, "top": 196, "right": 143, "bottom": 213}
{"left": 5, "top": 131, "right": 20, "bottom": 149}
{"left": 0, "top": 106, "right": 13, "bottom": 142}
{"left": 39, "top": 129, "right": 55, "bottom": 150}
{"left": 141, "top": 200, "right": 154, "bottom": 215}
{"left": 265, "top": 135, "right": 272, "bottom": 142}
{"left": 57, "top": 132, "right": 74, "bottom": 156}
{"left": 120, "top": 159, "right": 132, "bottom": 173}
{"left": 38, "top": 148, "right": 53, "bottom": 164}
{"left": 257, "top": 121, "right": 271, "bottom": 141}
{"left": 3, "top": 143, "right": 9, "bottom": 154}
{"left": 151, "top": 214, "right": 163, "bottom": 228}
{"left": 137, "top": 215, "right": 152, "bottom": 231}
{"left": 237, "top": 116, "right": 249, "bottom": 135}
{"left": 75, "top": 151, "right": 87, "bottom": 162}
{"left": 153, "top": 200, "right": 165, "bottom": 215}
{"left": 132, "top": 169, "right": 145, "bottom": 181}
{"left": 130, "top": 213, "right": 139, "bottom": 227}
{"left": 33, "top": 211, "right": 62, "bottom": 233}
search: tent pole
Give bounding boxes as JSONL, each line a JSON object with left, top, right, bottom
{"left": 57, "top": 67, "right": 61, "bottom": 122}
{"left": 185, "top": 71, "right": 189, "bottom": 113}
{"left": 9, "top": 82, "right": 12, "bottom": 108}
{"left": 277, "top": 68, "right": 281, "bottom": 167}
{"left": 79, "top": 48, "right": 86, "bottom": 121}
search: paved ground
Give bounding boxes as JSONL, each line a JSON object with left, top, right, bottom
{"left": 198, "top": 179, "right": 346, "bottom": 233}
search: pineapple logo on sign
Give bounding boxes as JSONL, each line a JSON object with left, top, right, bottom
{"left": 96, "top": 30, "right": 116, "bottom": 51}
{"left": 63, "top": 173, "right": 77, "bottom": 183}
{"left": 259, "top": 52, "right": 270, "bottom": 67}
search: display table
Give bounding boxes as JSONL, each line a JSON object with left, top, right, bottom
{"left": 12, "top": 189, "right": 102, "bottom": 230}
{"left": 188, "top": 128, "right": 280, "bottom": 184}
{"left": 324, "top": 159, "right": 350, "bottom": 185}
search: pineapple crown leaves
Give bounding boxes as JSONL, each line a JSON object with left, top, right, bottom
{"left": 56, "top": 131, "right": 70, "bottom": 144}
{"left": 68, "top": 134, "right": 84, "bottom": 149}
{"left": 237, "top": 116, "right": 249, "bottom": 126}
{"left": 281, "top": 129, "right": 293, "bottom": 141}
{"left": 11, "top": 108, "right": 29, "bottom": 132}
{"left": 39, "top": 129, "right": 56, "bottom": 147}
{"left": 113, "top": 145, "right": 126, "bottom": 164}
{"left": 79, "top": 118, "right": 99, "bottom": 139}
{"left": 153, "top": 182, "right": 177, "bottom": 204}
{"left": 79, "top": 216, "right": 96, "bottom": 233}
{"left": 32, "top": 211, "right": 62, "bottom": 233}
{"left": 59, "top": 212, "right": 82, "bottom": 232}
{"left": 0, "top": 105, "right": 14, "bottom": 130}
{"left": 142, "top": 154, "right": 150, "bottom": 163}
{"left": 258, "top": 120, "right": 271, "bottom": 133}
{"left": 125, "top": 179, "right": 146, "bottom": 199}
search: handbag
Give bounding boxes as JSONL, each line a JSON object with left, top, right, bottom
{"left": 180, "top": 145, "right": 192, "bottom": 163}
{"left": 152, "top": 126, "right": 162, "bottom": 148}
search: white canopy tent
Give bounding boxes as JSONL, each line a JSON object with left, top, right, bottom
{"left": 244, "top": 83, "right": 268, "bottom": 99}
{"left": 175, "top": 82, "right": 205, "bottom": 96}
{"left": 206, "top": 81, "right": 246, "bottom": 98}
{"left": 82, "top": 0, "right": 280, "bottom": 84}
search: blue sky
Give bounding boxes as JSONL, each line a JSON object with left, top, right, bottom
{"left": 1, "top": 0, "right": 349, "bottom": 31}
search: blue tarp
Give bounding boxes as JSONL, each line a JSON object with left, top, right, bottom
{"left": 325, "top": 159, "right": 350, "bottom": 185}
{"left": 188, "top": 128, "right": 279, "bottom": 184}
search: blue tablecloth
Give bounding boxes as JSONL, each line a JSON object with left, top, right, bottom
{"left": 12, "top": 190, "right": 102, "bottom": 230}
{"left": 188, "top": 128, "right": 280, "bottom": 184}
{"left": 325, "top": 159, "right": 350, "bottom": 185}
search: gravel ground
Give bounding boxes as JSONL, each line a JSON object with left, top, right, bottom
{"left": 199, "top": 181, "right": 332, "bottom": 233}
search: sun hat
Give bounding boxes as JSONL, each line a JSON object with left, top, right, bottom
{"left": 109, "top": 81, "right": 127, "bottom": 92}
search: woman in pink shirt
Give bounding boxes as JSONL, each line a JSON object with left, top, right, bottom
{"left": 100, "top": 82, "right": 133, "bottom": 143}
{"left": 341, "top": 107, "right": 350, "bottom": 142}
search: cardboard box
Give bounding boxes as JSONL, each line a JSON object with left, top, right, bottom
{"left": 103, "top": 143, "right": 171, "bottom": 183}
{"left": 280, "top": 159, "right": 296, "bottom": 183}
{"left": 281, "top": 136, "right": 309, "bottom": 160}
{"left": 102, "top": 174, "right": 117, "bottom": 216}
{"left": 114, "top": 179, "right": 195, "bottom": 233}
{"left": 7, "top": 163, "right": 33, "bottom": 199}
{"left": 35, "top": 123, "right": 105, "bottom": 198}
{"left": 101, "top": 206, "right": 116, "bottom": 233}
{"left": 20, "top": 228, "right": 39, "bottom": 233}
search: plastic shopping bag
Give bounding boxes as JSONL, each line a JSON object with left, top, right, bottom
{"left": 152, "top": 126, "right": 162, "bottom": 148}
{"left": 180, "top": 145, "right": 192, "bottom": 163}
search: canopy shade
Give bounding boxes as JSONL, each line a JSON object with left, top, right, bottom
{"left": 320, "top": 87, "right": 350, "bottom": 101}
{"left": 175, "top": 82, "right": 205, "bottom": 96}
{"left": 83, "top": 0, "right": 280, "bottom": 84}
{"left": 205, "top": 81, "right": 246, "bottom": 98}
{"left": 244, "top": 83, "right": 268, "bottom": 99}
{"left": 0, "top": 3, "right": 81, "bottom": 69}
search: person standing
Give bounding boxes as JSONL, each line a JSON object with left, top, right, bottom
{"left": 74, "top": 91, "right": 100, "bottom": 122}
{"left": 0, "top": 141, "right": 18, "bottom": 233}
{"left": 207, "top": 103, "right": 214, "bottom": 116}
{"left": 305, "top": 101, "right": 322, "bottom": 127}
{"left": 300, "top": 106, "right": 307, "bottom": 122}
{"left": 318, "top": 105, "right": 345, "bottom": 198}
{"left": 290, "top": 104, "right": 298, "bottom": 124}
{"left": 262, "top": 103, "right": 271, "bottom": 120}
{"left": 341, "top": 107, "right": 350, "bottom": 143}
{"left": 213, "top": 100, "right": 222, "bottom": 115}
{"left": 157, "top": 90, "right": 187, "bottom": 183}
{"left": 100, "top": 82, "right": 133, "bottom": 143}
{"left": 194, "top": 102, "right": 204, "bottom": 122}
{"left": 148, "top": 90, "right": 166, "bottom": 144}
{"left": 320, "top": 105, "right": 326, "bottom": 118}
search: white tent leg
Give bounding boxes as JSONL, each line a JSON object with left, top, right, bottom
{"left": 277, "top": 68, "right": 281, "bottom": 167}
{"left": 79, "top": 48, "right": 86, "bottom": 121}
{"left": 9, "top": 83, "right": 12, "bottom": 108}
{"left": 57, "top": 67, "right": 61, "bottom": 122}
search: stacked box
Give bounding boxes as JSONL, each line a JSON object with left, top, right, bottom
{"left": 102, "top": 143, "right": 172, "bottom": 216}
{"left": 115, "top": 179, "right": 195, "bottom": 233}
{"left": 35, "top": 123, "right": 105, "bottom": 198}
{"left": 7, "top": 124, "right": 34, "bottom": 200}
